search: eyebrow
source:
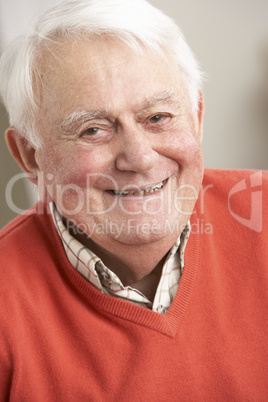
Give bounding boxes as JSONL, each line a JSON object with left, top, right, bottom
{"left": 57, "top": 89, "right": 180, "bottom": 134}
{"left": 142, "top": 88, "right": 180, "bottom": 108}
{"left": 57, "top": 110, "right": 107, "bottom": 135}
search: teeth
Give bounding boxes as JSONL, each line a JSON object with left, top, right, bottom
{"left": 113, "top": 181, "right": 165, "bottom": 197}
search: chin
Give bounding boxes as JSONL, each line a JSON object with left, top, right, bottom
{"left": 114, "top": 231, "right": 165, "bottom": 246}
{"left": 109, "top": 215, "right": 183, "bottom": 247}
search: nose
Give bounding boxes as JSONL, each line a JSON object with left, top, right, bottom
{"left": 115, "top": 126, "right": 159, "bottom": 172}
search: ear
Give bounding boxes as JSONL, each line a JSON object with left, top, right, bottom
{"left": 196, "top": 89, "right": 205, "bottom": 142}
{"left": 5, "top": 128, "right": 39, "bottom": 186}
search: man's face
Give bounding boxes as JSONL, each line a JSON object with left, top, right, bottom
{"left": 35, "top": 38, "right": 204, "bottom": 248}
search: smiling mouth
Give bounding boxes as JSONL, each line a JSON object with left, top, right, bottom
{"left": 109, "top": 179, "right": 168, "bottom": 197}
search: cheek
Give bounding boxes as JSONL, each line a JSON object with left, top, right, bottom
{"left": 160, "top": 130, "right": 203, "bottom": 167}
{"left": 69, "top": 148, "right": 115, "bottom": 189}
{"left": 45, "top": 146, "right": 113, "bottom": 187}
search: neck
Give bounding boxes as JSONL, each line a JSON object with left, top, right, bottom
{"left": 85, "top": 238, "right": 171, "bottom": 302}
{"left": 68, "top": 224, "right": 179, "bottom": 300}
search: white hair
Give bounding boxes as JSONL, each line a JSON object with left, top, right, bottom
{"left": 0, "top": 0, "right": 204, "bottom": 149}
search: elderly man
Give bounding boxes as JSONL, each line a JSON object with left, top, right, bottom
{"left": 0, "top": 0, "right": 267, "bottom": 400}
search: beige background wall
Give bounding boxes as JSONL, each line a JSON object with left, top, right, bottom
{"left": 0, "top": 0, "right": 268, "bottom": 229}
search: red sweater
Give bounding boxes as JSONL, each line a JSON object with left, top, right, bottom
{"left": 0, "top": 169, "right": 267, "bottom": 401}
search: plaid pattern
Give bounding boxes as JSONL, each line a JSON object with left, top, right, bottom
{"left": 50, "top": 203, "right": 190, "bottom": 314}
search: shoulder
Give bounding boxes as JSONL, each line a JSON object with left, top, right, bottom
{"left": 196, "top": 168, "right": 268, "bottom": 248}
{"left": 0, "top": 202, "right": 57, "bottom": 277}
{"left": 203, "top": 168, "right": 268, "bottom": 190}
{"left": 0, "top": 207, "right": 37, "bottom": 241}
{"left": 201, "top": 168, "right": 268, "bottom": 212}
{"left": 0, "top": 202, "right": 49, "bottom": 246}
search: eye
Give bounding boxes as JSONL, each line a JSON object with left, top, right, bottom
{"left": 143, "top": 112, "right": 174, "bottom": 132}
{"left": 149, "top": 114, "right": 166, "bottom": 124}
{"left": 83, "top": 127, "right": 99, "bottom": 136}
{"left": 79, "top": 124, "right": 113, "bottom": 143}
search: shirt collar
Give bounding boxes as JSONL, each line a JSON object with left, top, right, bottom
{"left": 50, "top": 203, "right": 190, "bottom": 313}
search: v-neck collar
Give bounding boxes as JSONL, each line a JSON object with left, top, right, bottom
{"left": 42, "top": 203, "right": 199, "bottom": 338}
